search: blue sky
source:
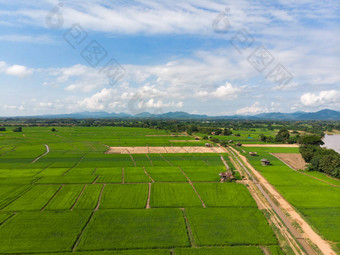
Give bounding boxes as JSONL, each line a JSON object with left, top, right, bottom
{"left": 0, "top": 0, "right": 339, "bottom": 116}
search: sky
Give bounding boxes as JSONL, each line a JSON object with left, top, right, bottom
{"left": 0, "top": 0, "right": 339, "bottom": 116}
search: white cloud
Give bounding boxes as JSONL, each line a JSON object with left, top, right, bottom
{"left": 300, "top": 90, "right": 340, "bottom": 107}
{"left": 236, "top": 102, "right": 269, "bottom": 115}
{"left": 5, "top": 65, "right": 32, "bottom": 77}
{"left": 195, "top": 82, "right": 242, "bottom": 100}
{"left": 0, "top": 61, "right": 33, "bottom": 77}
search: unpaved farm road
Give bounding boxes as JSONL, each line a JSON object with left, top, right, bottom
{"left": 228, "top": 146, "right": 336, "bottom": 255}
{"left": 32, "top": 144, "right": 49, "bottom": 163}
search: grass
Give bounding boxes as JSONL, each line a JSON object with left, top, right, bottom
{"left": 77, "top": 209, "right": 190, "bottom": 250}
{"left": 186, "top": 208, "right": 278, "bottom": 246}
{"left": 0, "top": 210, "right": 91, "bottom": 253}
{"left": 3, "top": 185, "right": 61, "bottom": 211}
{"left": 150, "top": 183, "right": 202, "bottom": 208}
{"left": 193, "top": 183, "right": 257, "bottom": 207}
{"left": 45, "top": 185, "right": 84, "bottom": 210}
{"left": 99, "top": 184, "right": 148, "bottom": 209}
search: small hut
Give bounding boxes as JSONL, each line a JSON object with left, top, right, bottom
{"left": 205, "top": 143, "right": 212, "bottom": 147}
{"left": 228, "top": 140, "right": 233, "bottom": 143}
{"left": 260, "top": 159, "right": 271, "bottom": 166}
{"left": 219, "top": 172, "right": 234, "bottom": 182}
{"left": 195, "top": 137, "right": 200, "bottom": 140}
{"left": 249, "top": 152, "right": 257, "bottom": 156}
{"left": 236, "top": 142, "right": 242, "bottom": 147}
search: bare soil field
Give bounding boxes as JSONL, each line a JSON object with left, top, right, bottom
{"left": 272, "top": 153, "right": 307, "bottom": 170}
{"left": 242, "top": 144, "right": 299, "bottom": 147}
{"left": 106, "top": 146, "right": 225, "bottom": 154}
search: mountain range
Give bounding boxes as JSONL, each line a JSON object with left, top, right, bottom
{"left": 3, "top": 109, "right": 340, "bottom": 120}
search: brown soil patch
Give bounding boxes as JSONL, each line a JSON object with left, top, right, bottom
{"left": 272, "top": 153, "right": 307, "bottom": 170}
{"left": 242, "top": 144, "right": 299, "bottom": 147}
{"left": 106, "top": 146, "right": 225, "bottom": 154}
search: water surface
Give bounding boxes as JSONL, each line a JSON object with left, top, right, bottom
{"left": 322, "top": 134, "right": 340, "bottom": 153}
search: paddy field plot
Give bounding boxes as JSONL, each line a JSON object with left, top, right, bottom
{"left": 150, "top": 183, "right": 202, "bottom": 208}
{"left": 193, "top": 183, "right": 257, "bottom": 207}
{"left": 145, "top": 166, "right": 188, "bottom": 182}
{"left": 124, "top": 167, "right": 151, "bottom": 183}
{"left": 77, "top": 209, "right": 190, "bottom": 250}
{"left": 186, "top": 207, "right": 278, "bottom": 246}
{"left": 99, "top": 184, "right": 148, "bottom": 209}
{"left": 3, "top": 185, "right": 61, "bottom": 211}
{"left": 45, "top": 185, "right": 84, "bottom": 210}
{"left": 0, "top": 211, "right": 91, "bottom": 253}
{"left": 0, "top": 185, "right": 31, "bottom": 209}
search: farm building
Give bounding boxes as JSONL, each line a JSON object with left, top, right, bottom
{"left": 228, "top": 140, "right": 233, "bottom": 143}
{"left": 261, "top": 159, "right": 271, "bottom": 166}
{"left": 195, "top": 137, "right": 200, "bottom": 140}
{"left": 219, "top": 172, "right": 234, "bottom": 182}
{"left": 236, "top": 142, "right": 242, "bottom": 146}
{"left": 205, "top": 143, "right": 212, "bottom": 147}
{"left": 249, "top": 152, "right": 257, "bottom": 156}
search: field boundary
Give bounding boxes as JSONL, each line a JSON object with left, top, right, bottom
{"left": 40, "top": 185, "right": 63, "bottom": 211}
{"left": 178, "top": 167, "right": 206, "bottom": 208}
{"left": 145, "top": 153, "right": 153, "bottom": 166}
{"left": 71, "top": 185, "right": 87, "bottom": 211}
{"left": 146, "top": 183, "right": 151, "bottom": 209}
{"left": 72, "top": 211, "right": 95, "bottom": 252}
{"left": 143, "top": 167, "right": 155, "bottom": 183}
{"left": 181, "top": 208, "right": 196, "bottom": 247}
{"left": 62, "top": 152, "right": 89, "bottom": 176}
{"left": 95, "top": 184, "right": 106, "bottom": 211}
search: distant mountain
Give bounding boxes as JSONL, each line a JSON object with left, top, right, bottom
{"left": 253, "top": 109, "right": 340, "bottom": 120}
{"left": 3, "top": 109, "right": 340, "bottom": 120}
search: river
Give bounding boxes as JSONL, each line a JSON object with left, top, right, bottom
{"left": 322, "top": 134, "right": 340, "bottom": 153}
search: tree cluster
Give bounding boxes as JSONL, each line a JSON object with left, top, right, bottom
{"left": 299, "top": 135, "right": 340, "bottom": 178}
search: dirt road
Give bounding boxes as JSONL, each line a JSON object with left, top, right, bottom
{"left": 32, "top": 144, "right": 49, "bottom": 163}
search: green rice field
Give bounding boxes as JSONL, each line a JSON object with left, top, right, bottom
{"left": 0, "top": 126, "right": 284, "bottom": 254}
